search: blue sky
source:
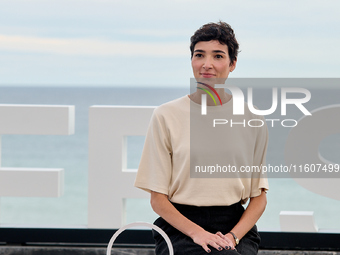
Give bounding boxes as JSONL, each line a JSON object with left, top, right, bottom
{"left": 0, "top": 0, "right": 340, "bottom": 87}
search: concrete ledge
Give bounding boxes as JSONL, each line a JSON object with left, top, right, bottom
{"left": 1, "top": 246, "right": 340, "bottom": 255}
{"left": 0, "top": 246, "right": 154, "bottom": 255}
{"left": 259, "top": 251, "right": 340, "bottom": 255}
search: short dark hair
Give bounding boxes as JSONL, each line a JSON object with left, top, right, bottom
{"left": 190, "top": 21, "right": 239, "bottom": 66}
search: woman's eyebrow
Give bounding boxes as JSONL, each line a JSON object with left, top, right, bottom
{"left": 194, "top": 49, "right": 226, "bottom": 54}
{"left": 212, "top": 50, "right": 227, "bottom": 54}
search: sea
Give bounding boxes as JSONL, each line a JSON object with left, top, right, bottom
{"left": 0, "top": 86, "right": 339, "bottom": 231}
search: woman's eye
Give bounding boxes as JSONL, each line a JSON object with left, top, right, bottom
{"left": 215, "top": 55, "right": 223, "bottom": 59}
{"left": 195, "top": 53, "right": 203, "bottom": 58}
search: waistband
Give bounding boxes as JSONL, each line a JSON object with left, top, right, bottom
{"left": 170, "top": 200, "right": 244, "bottom": 215}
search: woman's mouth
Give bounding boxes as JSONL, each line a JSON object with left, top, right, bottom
{"left": 200, "top": 73, "right": 215, "bottom": 78}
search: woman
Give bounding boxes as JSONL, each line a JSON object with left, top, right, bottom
{"left": 134, "top": 21, "right": 268, "bottom": 254}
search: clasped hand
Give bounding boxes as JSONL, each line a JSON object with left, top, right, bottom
{"left": 192, "top": 230, "right": 236, "bottom": 253}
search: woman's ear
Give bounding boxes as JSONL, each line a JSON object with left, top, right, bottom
{"left": 230, "top": 58, "right": 237, "bottom": 72}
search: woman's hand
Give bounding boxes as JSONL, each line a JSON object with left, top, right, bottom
{"left": 217, "top": 232, "right": 236, "bottom": 248}
{"left": 191, "top": 229, "right": 235, "bottom": 253}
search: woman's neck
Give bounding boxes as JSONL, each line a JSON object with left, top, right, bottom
{"left": 189, "top": 88, "right": 232, "bottom": 106}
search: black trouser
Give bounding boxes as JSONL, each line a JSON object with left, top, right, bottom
{"left": 152, "top": 201, "right": 260, "bottom": 255}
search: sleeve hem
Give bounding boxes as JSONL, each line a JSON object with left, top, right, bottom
{"left": 134, "top": 182, "right": 169, "bottom": 196}
{"left": 250, "top": 187, "right": 268, "bottom": 198}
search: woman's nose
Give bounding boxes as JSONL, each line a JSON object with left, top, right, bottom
{"left": 202, "top": 58, "right": 213, "bottom": 69}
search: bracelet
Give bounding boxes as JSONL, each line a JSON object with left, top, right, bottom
{"left": 229, "top": 231, "right": 239, "bottom": 245}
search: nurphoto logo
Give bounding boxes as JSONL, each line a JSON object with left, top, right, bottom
{"left": 197, "top": 81, "right": 312, "bottom": 128}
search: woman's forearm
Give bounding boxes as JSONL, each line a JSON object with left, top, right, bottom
{"left": 226, "top": 190, "right": 267, "bottom": 245}
{"left": 150, "top": 191, "right": 204, "bottom": 238}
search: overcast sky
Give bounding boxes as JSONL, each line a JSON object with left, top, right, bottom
{"left": 0, "top": 0, "right": 340, "bottom": 87}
